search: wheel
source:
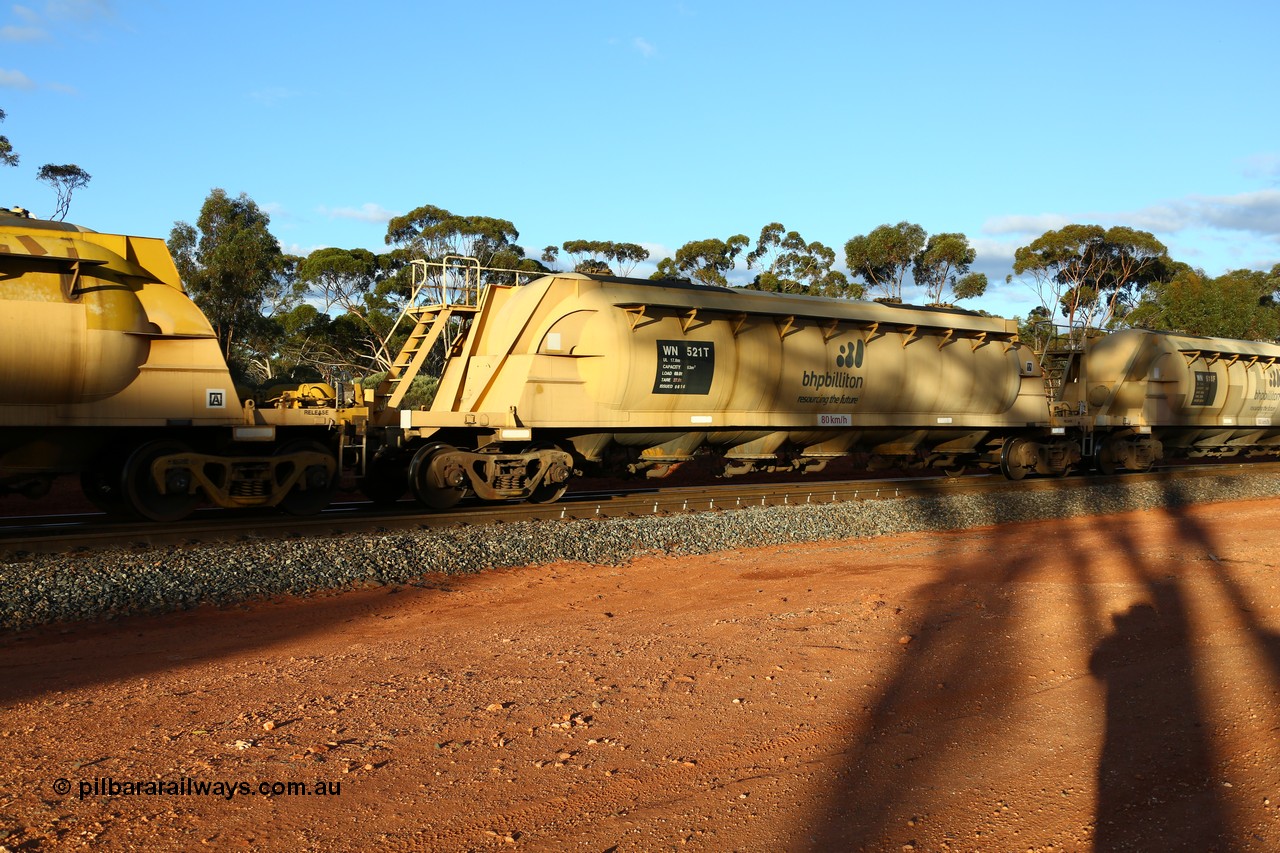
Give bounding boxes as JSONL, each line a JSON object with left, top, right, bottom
{"left": 408, "top": 443, "right": 467, "bottom": 510}
{"left": 275, "top": 440, "right": 338, "bottom": 516}
{"left": 526, "top": 444, "right": 572, "bottom": 504}
{"left": 527, "top": 479, "right": 569, "bottom": 504}
{"left": 122, "top": 440, "right": 199, "bottom": 522}
{"left": 1095, "top": 441, "right": 1119, "bottom": 476}
{"left": 359, "top": 453, "right": 407, "bottom": 505}
{"left": 941, "top": 465, "right": 966, "bottom": 479}
{"left": 80, "top": 452, "right": 129, "bottom": 516}
{"left": 998, "top": 438, "right": 1032, "bottom": 481}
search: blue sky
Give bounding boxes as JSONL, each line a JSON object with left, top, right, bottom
{"left": 3, "top": 0, "right": 1279, "bottom": 318}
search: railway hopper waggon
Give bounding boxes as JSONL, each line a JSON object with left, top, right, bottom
{"left": 1052, "top": 329, "right": 1280, "bottom": 473}
{"left": 0, "top": 209, "right": 340, "bottom": 520}
{"left": 377, "top": 264, "right": 1075, "bottom": 509}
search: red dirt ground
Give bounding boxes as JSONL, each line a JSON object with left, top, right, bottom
{"left": 3, "top": 496, "right": 1280, "bottom": 851}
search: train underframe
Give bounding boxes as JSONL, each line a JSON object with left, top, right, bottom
{"left": 10, "top": 422, "right": 1280, "bottom": 523}
{"left": 0, "top": 427, "right": 340, "bottom": 522}
{"left": 361, "top": 422, "right": 1280, "bottom": 511}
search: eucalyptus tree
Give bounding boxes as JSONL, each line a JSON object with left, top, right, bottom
{"left": 912, "top": 232, "right": 986, "bottom": 305}
{"left": 0, "top": 108, "right": 16, "bottom": 169}
{"left": 36, "top": 163, "right": 91, "bottom": 221}
{"left": 1130, "top": 264, "right": 1280, "bottom": 340}
{"left": 1010, "top": 224, "right": 1171, "bottom": 341}
{"left": 297, "top": 247, "right": 407, "bottom": 373}
{"left": 651, "top": 235, "right": 750, "bottom": 286}
{"left": 560, "top": 239, "right": 651, "bottom": 277}
{"left": 169, "top": 189, "right": 297, "bottom": 365}
{"left": 745, "top": 222, "right": 855, "bottom": 298}
{"left": 384, "top": 203, "right": 546, "bottom": 284}
{"left": 844, "top": 222, "right": 926, "bottom": 301}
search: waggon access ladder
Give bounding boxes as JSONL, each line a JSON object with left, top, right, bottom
{"left": 375, "top": 256, "right": 483, "bottom": 412}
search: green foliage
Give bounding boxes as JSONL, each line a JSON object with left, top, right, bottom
{"left": 386, "top": 204, "right": 518, "bottom": 260}
{"left": 952, "top": 271, "right": 988, "bottom": 302}
{"left": 653, "top": 235, "right": 749, "bottom": 286}
{"left": 574, "top": 258, "right": 614, "bottom": 275}
{"left": 0, "top": 108, "right": 16, "bottom": 169}
{"left": 744, "top": 223, "right": 857, "bottom": 298}
{"left": 1010, "top": 224, "right": 1171, "bottom": 337}
{"left": 844, "top": 222, "right": 926, "bottom": 300}
{"left": 650, "top": 257, "right": 681, "bottom": 281}
{"left": 169, "top": 189, "right": 296, "bottom": 366}
{"left": 361, "top": 372, "right": 439, "bottom": 410}
{"left": 295, "top": 246, "right": 407, "bottom": 372}
{"left": 36, "top": 163, "right": 90, "bottom": 221}
{"left": 1131, "top": 265, "right": 1280, "bottom": 340}
{"left": 384, "top": 203, "right": 548, "bottom": 283}
{"left": 1015, "top": 306, "right": 1067, "bottom": 354}
{"left": 560, "top": 239, "right": 651, "bottom": 277}
{"left": 912, "top": 232, "right": 982, "bottom": 304}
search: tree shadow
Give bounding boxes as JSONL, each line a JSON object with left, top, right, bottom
{"left": 0, "top": 574, "right": 467, "bottom": 707}
{"left": 801, "top": 477, "right": 1279, "bottom": 851}
{"left": 1090, "top": 585, "right": 1232, "bottom": 851}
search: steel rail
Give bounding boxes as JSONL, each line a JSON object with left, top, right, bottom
{"left": 2, "top": 462, "right": 1277, "bottom": 558}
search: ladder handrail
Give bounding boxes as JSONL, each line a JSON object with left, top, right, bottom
{"left": 375, "top": 257, "right": 551, "bottom": 411}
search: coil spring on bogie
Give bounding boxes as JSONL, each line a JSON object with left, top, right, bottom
{"left": 229, "top": 480, "right": 271, "bottom": 497}
{"left": 493, "top": 474, "right": 525, "bottom": 492}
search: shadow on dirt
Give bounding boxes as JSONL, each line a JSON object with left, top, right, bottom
{"left": 0, "top": 574, "right": 467, "bottom": 707}
{"left": 803, "top": 477, "right": 1277, "bottom": 852}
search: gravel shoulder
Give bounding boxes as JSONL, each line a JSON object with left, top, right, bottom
{"left": 4, "top": 490, "right": 1280, "bottom": 850}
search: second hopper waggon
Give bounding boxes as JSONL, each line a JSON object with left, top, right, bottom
{"left": 365, "top": 261, "right": 1080, "bottom": 508}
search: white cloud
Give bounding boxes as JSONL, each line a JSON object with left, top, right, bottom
{"left": 633, "top": 36, "right": 656, "bottom": 58}
{"left": 1, "top": 24, "right": 45, "bottom": 40}
{"left": 971, "top": 237, "right": 1018, "bottom": 266}
{"left": 983, "top": 190, "right": 1280, "bottom": 243}
{"left": 1098, "top": 191, "right": 1280, "bottom": 238}
{"left": 1188, "top": 189, "right": 1280, "bottom": 235}
{"left": 981, "top": 213, "right": 1071, "bottom": 236}
{"left": 1240, "top": 153, "right": 1280, "bottom": 184}
{"left": 640, "top": 240, "right": 674, "bottom": 260}
{"left": 1119, "top": 203, "right": 1192, "bottom": 233}
{"left": 284, "top": 242, "right": 326, "bottom": 258}
{"left": 0, "top": 67, "right": 36, "bottom": 89}
{"left": 43, "top": 0, "right": 112, "bottom": 23}
{"left": 7, "top": 1, "right": 114, "bottom": 41}
{"left": 320, "top": 203, "right": 398, "bottom": 224}
{"left": 248, "top": 86, "right": 301, "bottom": 106}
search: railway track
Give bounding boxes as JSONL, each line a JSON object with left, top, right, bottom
{"left": 3, "top": 462, "right": 1275, "bottom": 558}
